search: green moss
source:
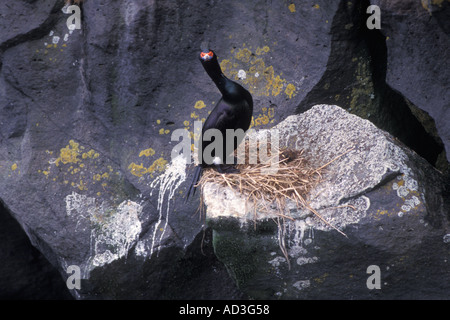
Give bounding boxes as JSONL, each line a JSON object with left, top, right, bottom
{"left": 212, "top": 230, "right": 258, "bottom": 287}
{"left": 348, "top": 56, "right": 378, "bottom": 120}
{"left": 209, "top": 217, "right": 282, "bottom": 298}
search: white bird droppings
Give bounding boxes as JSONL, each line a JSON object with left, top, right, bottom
{"left": 237, "top": 69, "right": 247, "bottom": 80}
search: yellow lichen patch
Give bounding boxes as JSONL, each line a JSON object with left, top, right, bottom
{"left": 128, "top": 162, "right": 148, "bottom": 178}
{"left": 77, "top": 180, "right": 87, "bottom": 191}
{"left": 159, "top": 128, "right": 165, "bottom": 135}
{"left": 82, "top": 149, "right": 99, "bottom": 160}
{"left": 72, "top": 167, "right": 80, "bottom": 174}
{"left": 250, "top": 106, "right": 276, "bottom": 128}
{"left": 93, "top": 172, "right": 110, "bottom": 182}
{"left": 220, "top": 44, "right": 294, "bottom": 101}
{"left": 247, "top": 58, "right": 264, "bottom": 78}
{"left": 139, "top": 148, "right": 155, "bottom": 158}
{"left": 11, "top": 163, "right": 18, "bottom": 171}
{"left": 288, "top": 3, "right": 296, "bottom": 12}
{"left": 56, "top": 140, "right": 80, "bottom": 166}
{"left": 148, "top": 157, "right": 168, "bottom": 177}
{"left": 373, "top": 209, "right": 396, "bottom": 220}
{"left": 40, "top": 139, "right": 118, "bottom": 193}
{"left": 220, "top": 59, "right": 237, "bottom": 77}
{"left": 255, "top": 46, "right": 270, "bottom": 55}
{"left": 285, "top": 83, "right": 297, "bottom": 99}
{"left": 129, "top": 145, "right": 169, "bottom": 179}
{"left": 253, "top": 114, "right": 270, "bottom": 127}
{"left": 190, "top": 111, "right": 199, "bottom": 120}
{"left": 194, "top": 100, "right": 206, "bottom": 110}
{"left": 183, "top": 120, "right": 190, "bottom": 127}
{"left": 314, "top": 273, "right": 329, "bottom": 284}
{"left": 234, "top": 48, "right": 252, "bottom": 63}
{"left": 269, "top": 73, "right": 285, "bottom": 96}
{"left": 313, "top": 4, "right": 320, "bottom": 9}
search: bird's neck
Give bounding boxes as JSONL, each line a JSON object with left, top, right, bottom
{"left": 204, "top": 62, "right": 239, "bottom": 99}
{"left": 212, "top": 74, "right": 236, "bottom": 98}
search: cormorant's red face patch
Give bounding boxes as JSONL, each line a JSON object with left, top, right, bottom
{"left": 200, "top": 51, "right": 214, "bottom": 61}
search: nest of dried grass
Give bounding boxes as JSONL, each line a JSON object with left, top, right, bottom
{"left": 199, "top": 141, "right": 350, "bottom": 234}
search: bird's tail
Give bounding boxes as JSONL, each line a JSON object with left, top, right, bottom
{"left": 185, "top": 165, "right": 203, "bottom": 202}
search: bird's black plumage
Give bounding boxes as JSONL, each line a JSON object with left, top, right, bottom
{"left": 186, "top": 48, "right": 253, "bottom": 201}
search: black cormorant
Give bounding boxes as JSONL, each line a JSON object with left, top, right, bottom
{"left": 186, "top": 47, "right": 253, "bottom": 200}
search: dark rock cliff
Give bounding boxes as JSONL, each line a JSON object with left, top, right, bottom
{"left": 0, "top": 0, "right": 448, "bottom": 299}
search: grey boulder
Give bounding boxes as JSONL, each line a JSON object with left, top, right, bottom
{"left": 206, "top": 104, "right": 450, "bottom": 299}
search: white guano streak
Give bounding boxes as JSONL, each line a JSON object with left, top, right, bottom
{"left": 149, "top": 155, "right": 187, "bottom": 256}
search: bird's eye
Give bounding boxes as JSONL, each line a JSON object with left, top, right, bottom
{"left": 200, "top": 51, "right": 214, "bottom": 60}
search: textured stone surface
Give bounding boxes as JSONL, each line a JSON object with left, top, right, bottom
{"left": 206, "top": 105, "right": 450, "bottom": 299}
{"left": 0, "top": 202, "right": 72, "bottom": 299}
{"left": 0, "top": 0, "right": 448, "bottom": 299}
{"left": 371, "top": 0, "right": 450, "bottom": 161}
{"left": 1, "top": 0, "right": 339, "bottom": 299}
{"left": 297, "top": 0, "right": 449, "bottom": 175}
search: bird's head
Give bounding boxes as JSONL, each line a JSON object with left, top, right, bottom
{"left": 198, "top": 42, "right": 223, "bottom": 80}
{"left": 199, "top": 50, "right": 214, "bottom": 62}
{"left": 199, "top": 41, "right": 217, "bottom": 63}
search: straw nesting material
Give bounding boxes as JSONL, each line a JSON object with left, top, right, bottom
{"left": 198, "top": 141, "right": 352, "bottom": 237}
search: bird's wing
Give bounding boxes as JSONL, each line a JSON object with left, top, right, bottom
{"left": 202, "top": 99, "right": 238, "bottom": 134}
{"left": 200, "top": 99, "right": 244, "bottom": 164}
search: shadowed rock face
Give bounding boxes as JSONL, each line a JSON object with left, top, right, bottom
{"left": 0, "top": 0, "right": 448, "bottom": 299}
{"left": 0, "top": 202, "right": 73, "bottom": 299}
{"left": 206, "top": 105, "right": 450, "bottom": 299}
{"left": 297, "top": 0, "right": 449, "bottom": 174}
